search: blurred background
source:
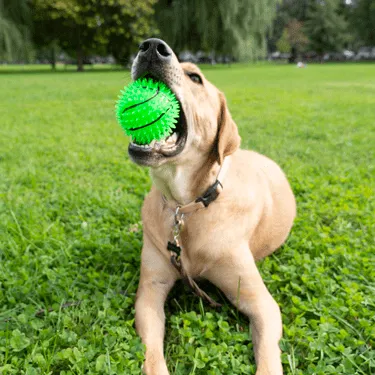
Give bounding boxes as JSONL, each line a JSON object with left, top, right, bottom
{"left": 1, "top": 0, "right": 374, "bottom": 71}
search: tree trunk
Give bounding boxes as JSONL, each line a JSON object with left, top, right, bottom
{"left": 210, "top": 49, "right": 215, "bottom": 65}
{"left": 50, "top": 45, "right": 56, "bottom": 70}
{"left": 77, "top": 45, "right": 84, "bottom": 72}
{"left": 288, "top": 47, "right": 297, "bottom": 64}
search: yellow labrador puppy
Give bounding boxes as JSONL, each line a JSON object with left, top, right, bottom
{"left": 128, "top": 38, "right": 296, "bottom": 375}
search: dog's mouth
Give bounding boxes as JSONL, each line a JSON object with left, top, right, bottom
{"left": 128, "top": 73, "right": 187, "bottom": 162}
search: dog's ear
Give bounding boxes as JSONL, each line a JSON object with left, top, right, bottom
{"left": 216, "top": 92, "right": 241, "bottom": 164}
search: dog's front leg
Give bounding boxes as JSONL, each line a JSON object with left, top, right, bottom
{"left": 204, "top": 243, "right": 283, "bottom": 375}
{"left": 135, "top": 235, "right": 177, "bottom": 375}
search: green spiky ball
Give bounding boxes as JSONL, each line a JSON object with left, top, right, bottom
{"left": 115, "top": 77, "right": 180, "bottom": 145}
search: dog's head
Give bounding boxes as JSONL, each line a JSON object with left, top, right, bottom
{"left": 129, "top": 38, "right": 240, "bottom": 167}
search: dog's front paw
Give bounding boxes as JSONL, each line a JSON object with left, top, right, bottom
{"left": 142, "top": 360, "right": 170, "bottom": 375}
{"left": 255, "top": 366, "right": 283, "bottom": 375}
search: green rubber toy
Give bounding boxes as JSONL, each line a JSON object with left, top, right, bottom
{"left": 115, "top": 77, "right": 180, "bottom": 145}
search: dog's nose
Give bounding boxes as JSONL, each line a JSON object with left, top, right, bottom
{"left": 138, "top": 38, "right": 172, "bottom": 63}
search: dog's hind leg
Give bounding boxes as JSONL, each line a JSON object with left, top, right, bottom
{"left": 135, "top": 234, "right": 177, "bottom": 375}
{"left": 204, "top": 242, "right": 283, "bottom": 375}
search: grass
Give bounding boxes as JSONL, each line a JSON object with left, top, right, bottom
{"left": 0, "top": 62, "right": 374, "bottom": 375}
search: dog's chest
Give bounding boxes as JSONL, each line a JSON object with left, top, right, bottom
{"left": 143, "top": 199, "right": 239, "bottom": 278}
{"left": 144, "top": 210, "right": 206, "bottom": 275}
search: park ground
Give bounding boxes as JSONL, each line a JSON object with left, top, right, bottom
{"left": 0, "top": 63, "right": 374, "bottom": 374}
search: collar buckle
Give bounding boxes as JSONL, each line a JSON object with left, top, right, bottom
{"left": 195, "top": 180, "right": 223, "bottom": 207}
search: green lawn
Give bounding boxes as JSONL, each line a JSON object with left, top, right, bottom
{"left": 1, "top": 63, "right": 374, "bottom": 375}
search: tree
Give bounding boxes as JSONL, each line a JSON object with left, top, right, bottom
{"left": 31, "top": 0, "right": 98, "bottom": 71}
{"left": 0, "top": 0, "right": 32, "bottom": 62}
{"left": 286, "top": 19, "right": 309, "bottom": 62}
{"left": 103, "top": 1, "right": 158, "bottom": 66}
{"left": 276, "top": 19, "right": 309, "bottom": 62}
{"left": 350, "top": 0, "right": 375, "bottom": 47}
{"left": 276, "top": 29, "right": 291, "bottom": 53}
{"left": 31, "top": 0, "right": 158, "bottom": 71}
{"left": 155, "top": 0, "right": 282, "bottom": 61}
{"left": 269, "top": 0, "right": 310, "bottom": 52}
{"left": 31, "top": 2, "right": 63, "bottom": 69}
{"left": 279, "top": 0, "right": 311, "bottom": 21}
{"left": 304, "top": 0, "right": 348, "bottom": 59}
{"left": 287, "top": 19, "right": 309, "bottom": 52}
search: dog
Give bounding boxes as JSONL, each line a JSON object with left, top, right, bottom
{"left": 128, "top": 38, "right": 296, "bottom": 375}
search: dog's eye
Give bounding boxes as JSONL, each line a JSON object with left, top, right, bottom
{"left": 187, "top": 73, "right": 203, "bottom": 85}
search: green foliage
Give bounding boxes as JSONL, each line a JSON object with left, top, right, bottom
{"left": 1, "top": 63, "right": 375, "bottom": 374}
{"left": 276, "top": 29, "right": 292, "bottom": 53}
{"left": 304, "top": 0, "right": 348, "bottom": 56}
{"left": 350, "top": 0, "right": 375, "bottom": 46}
{"left": 286, "top": 19, "right": 309, "bottom": 53}
{"left": 155, "top": 0, "right": 281, "bottom": 61}
{"left": 0, "top": 0, "right": 32, "bottom": 62}
{"left": 31, "top": 0, "right": 158, "bottom": 69}
{"left": 278, "top": 0, "right": 311, "bottom": 22}
{"left": 103, "top": 0, "right": 158, "bottom": 66}
{"left": 276, "top": 18, "right": 309, "bottom": 61}
{"left": 168, "top": 311, "right": 255, "bottom": 374}
{"left": 269, "top": 0, "right": 310, "bottom": 51}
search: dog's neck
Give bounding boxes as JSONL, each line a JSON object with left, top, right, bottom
{"left": 150, "top": 155, "right": 220, "bottom": 205}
